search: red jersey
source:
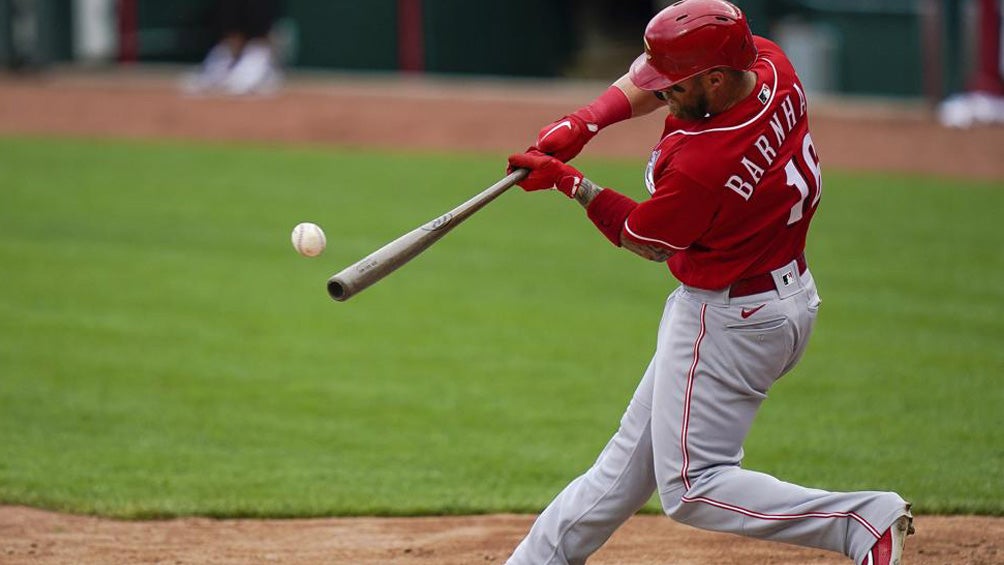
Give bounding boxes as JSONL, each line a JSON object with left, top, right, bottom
{"left": 623, "top": 37, "right": 821, "bottom": 290}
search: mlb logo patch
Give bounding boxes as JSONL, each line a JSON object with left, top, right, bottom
{"left": 758, "top": 84, "right": 770, "bottom": 105}
{"left": 781, "top": 270, "right": 795, "bottom": 286}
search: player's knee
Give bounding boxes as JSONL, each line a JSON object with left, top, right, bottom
{"left": 657, "top": 466, "right": 735, "bottom": 522}
{"left": 656, "top": 482, "right": 688, "bottom": 519}
{"left": 661, "top": 500, "right": 685, "bottom": 521}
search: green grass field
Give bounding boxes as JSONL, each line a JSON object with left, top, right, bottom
{"left": 0, "top": 136, "right": 1001, "bottom": 519}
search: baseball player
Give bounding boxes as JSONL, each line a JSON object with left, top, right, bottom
{"left": 505, "top": 1, "right": 913, "bottom": 564}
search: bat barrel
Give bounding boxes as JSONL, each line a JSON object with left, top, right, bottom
{"left": 327, "top": 169, "right": 526, "bottom": 303}
{"left": 325, "top": 223, "right": 446, "bottom": 302}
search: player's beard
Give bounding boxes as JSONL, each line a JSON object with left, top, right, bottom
{"left": 670, "top": 93, "right": 710, "bottom": 120}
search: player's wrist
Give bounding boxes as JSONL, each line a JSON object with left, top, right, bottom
{"left": 572, "top": 177, "right": 603, "bottom": 208}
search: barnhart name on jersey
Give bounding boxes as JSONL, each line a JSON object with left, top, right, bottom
{"left": 724, "top": 83, "right": 807, "bottom": 200}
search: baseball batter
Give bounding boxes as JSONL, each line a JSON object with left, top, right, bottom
{"left": 505, "top": 2, "right": 913, "bottom": 564}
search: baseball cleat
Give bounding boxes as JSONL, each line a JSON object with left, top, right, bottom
{"left": 860, "top": 512, "right": 914, "bottom": 565}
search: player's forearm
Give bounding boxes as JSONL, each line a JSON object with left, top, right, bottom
{"left": 568, "top": 74, "right": 651, "bottom": 134}
{"left": 612, "top": 74, "right": 663, "bottom": 118}
{"left": 509, "top": 152, "right": 670, "bottom": 263}
{"left": 574, "top": 182, "right": 671, "bottom": 262}
{"left": 621, "top": 237, "right": 673, "bottom": 262}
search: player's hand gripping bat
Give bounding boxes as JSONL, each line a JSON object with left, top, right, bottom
{"left": 327, "top": 169, "right": 528, "bottom": 302}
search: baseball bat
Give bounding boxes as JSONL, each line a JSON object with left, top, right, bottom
{"left": 327, "top": 169, "right": 528, "bottom": 302}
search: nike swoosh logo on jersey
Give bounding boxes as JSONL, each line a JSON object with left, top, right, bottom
{"left": 740, "top": 304, "right": 766, "bottom": 319}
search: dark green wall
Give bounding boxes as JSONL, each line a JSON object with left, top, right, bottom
{"left": 826, "top": 10, "right": 924, "bottom": 96}
{"left": 287, "top": 0, "right": 575, "bottom": 76}
{"left": 3, "top": 0, "right": 968, "bottom": 98}
{"left": 771, "top": 0, "right": 935, "bottom": 96}
{"left": 135, "top": 0, "right": 215, "bottom": 62}
{"left": 421, "top": 0, "right": 575, "bottom": 76}
{"left": 0, "top": 0, "right": 72, "bottom": 68}
{"left": 286, "top": 0, "right": 397, "bottom": 70}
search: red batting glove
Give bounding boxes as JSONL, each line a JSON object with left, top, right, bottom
{"left": 507, "top": 151, "right": 584, "bottom": 198}
{"left": 532, "top": 85, "right": 632, "bottom": 162}
{"left": 534, "top": 114, "right": 597, "bottom": 163}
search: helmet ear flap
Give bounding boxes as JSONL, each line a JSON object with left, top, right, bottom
{"left": 629, "top": 0, "right": 757, "bottom": 91}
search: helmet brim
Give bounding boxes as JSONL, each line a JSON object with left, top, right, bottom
{"left": 628, "top": 52, "right": 675, "bottom": 91}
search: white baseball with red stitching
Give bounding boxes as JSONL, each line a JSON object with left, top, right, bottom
{"left": 291, "top": 222, "right": 326, "bottom": 257}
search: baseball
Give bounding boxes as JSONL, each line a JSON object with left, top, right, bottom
{"left": 291, "top": 222, "right": 326, "bottom": 257}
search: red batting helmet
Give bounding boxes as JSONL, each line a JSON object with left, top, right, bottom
{"left": 629, "top": 0, "right": 757, "bottom": 91}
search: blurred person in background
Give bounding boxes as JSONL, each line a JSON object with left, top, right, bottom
{"left": 938, "top": 0, "right": 1004, "bottom": 127}
{"left": 184, "top": 0, "right": 282, "bottom": 95}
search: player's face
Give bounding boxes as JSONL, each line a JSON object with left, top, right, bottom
{"left": 655, "top": 75, "right": 710, "bottom": 120}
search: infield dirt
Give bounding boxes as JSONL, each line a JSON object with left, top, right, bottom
{"left": 1, "top": 68, "right": 1002, "bottom": 180}
{"left": 0, "top": 69, "right": 1001, "bottom": 564}
{"left": 2, "top": 506, "right": 1002, "bottom": 564}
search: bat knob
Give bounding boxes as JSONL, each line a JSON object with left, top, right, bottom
{"left": 327, "top": 278, "right": 349, "bottom": 301}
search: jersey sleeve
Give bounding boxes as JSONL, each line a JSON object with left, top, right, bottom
{"left": 623, "top": 168, "right": 721, "bottom": 251}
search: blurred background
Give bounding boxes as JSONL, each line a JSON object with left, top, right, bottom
{"left": 1, "top": 0, "right": 1001, "bottom": 106}
{"left": 0, "top": 0, "right": 1001, "bottom": 179}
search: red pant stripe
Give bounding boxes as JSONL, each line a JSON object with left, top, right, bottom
{"left": 681, "top": 494, "right": 882, "bottom": 539}
{"left": 679, "top": 303, "right": 708, "bottom": 491}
